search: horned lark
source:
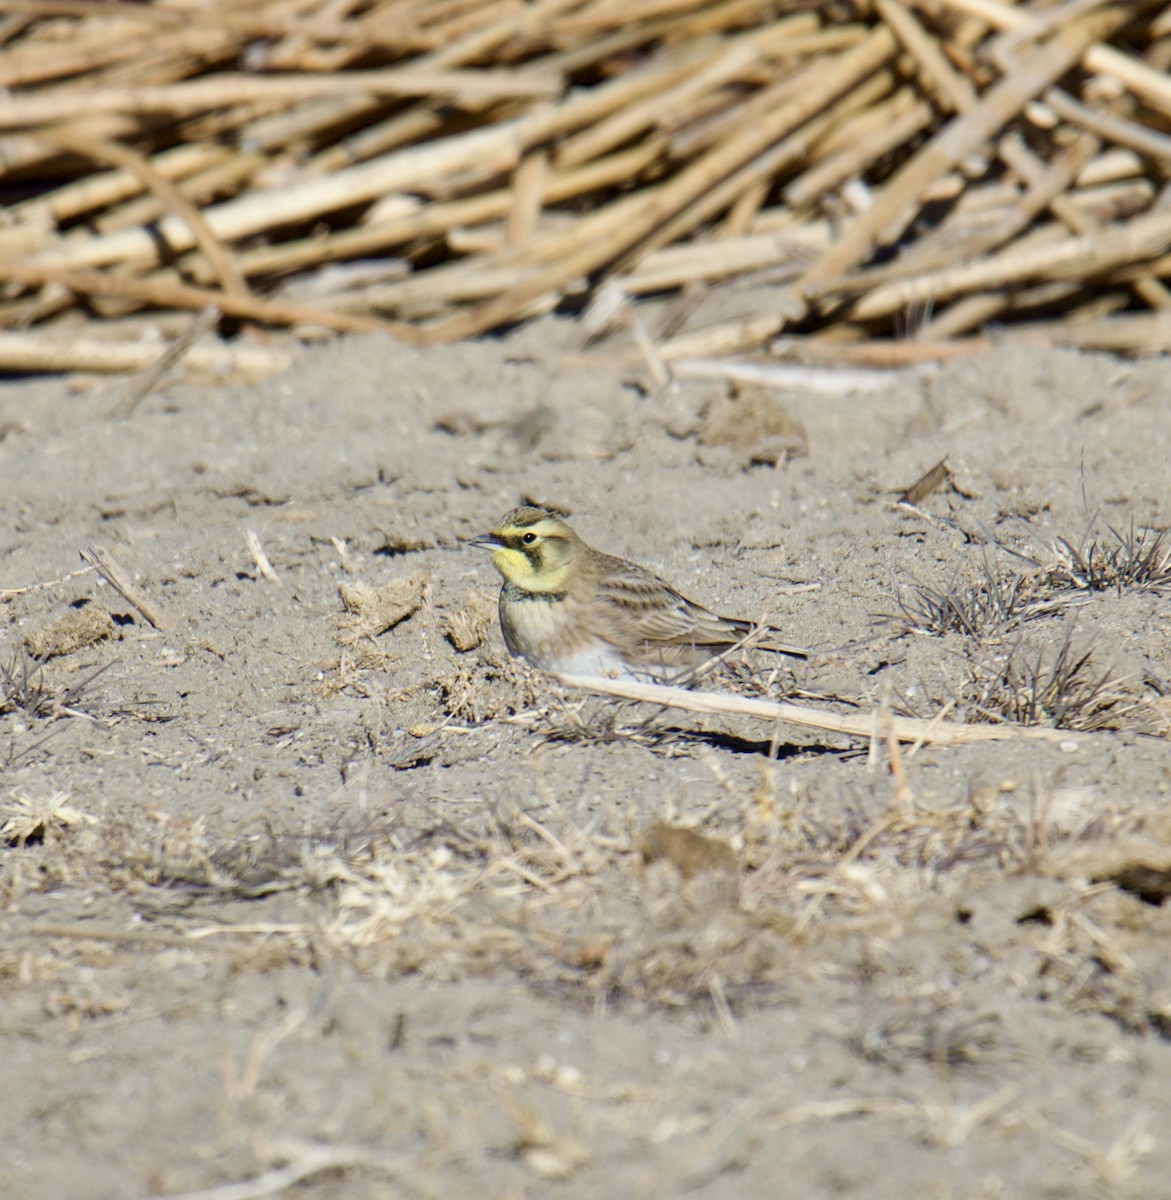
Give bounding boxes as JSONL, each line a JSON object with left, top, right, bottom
{"left": 470, "top": 506, "right": 807, "bottom": 681}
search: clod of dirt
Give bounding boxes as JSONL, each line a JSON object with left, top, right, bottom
{"left": 24, "top": 602, "right": 115, "bottom": 659}
{"left": 699, "top": 382, "right": 808, "bottom": 467}
{"left": 377, "top": 531, "right": 433, "bottom": 555}
{"left": 335, "top": 570, "right": 428, "bottom": 643}
{"left": 640, "top": 820, "right": 737, "bottom": 879}
{"left": 444, "top": 588, "right": 497, "bottom": 652}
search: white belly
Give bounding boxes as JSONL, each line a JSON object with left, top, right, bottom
{"left": 543, "top": 643, "right": 645, "bottom": 681}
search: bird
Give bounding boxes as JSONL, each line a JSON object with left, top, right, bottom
{"left": 470, "top": 506, "right": 808, "bottom": 681}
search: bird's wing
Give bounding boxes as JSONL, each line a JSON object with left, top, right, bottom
{"left": 593, "top": 554, "right": 809, "bottom": 658}
{"left": 592, "top": 556, "right": 747, "bottom": 646}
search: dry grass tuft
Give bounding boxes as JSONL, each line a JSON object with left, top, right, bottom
{"left": 897, "top": 516, "right": 1171, "bottom": 646}
{"left": 1, "top": 791, "right": 98, "bottom": 848}
{"left": 0, "top": 648, "right": 113, "bottom": 734}
{"left": 0, "top": 759, "right": 1161, "bottom": 1044}
{"left": 1042, "top": 523, "right": 1171, "bottom": 596}
{"left": 963, "top": 626, "right": 1138, "bottom": 732}
{"left": 897, "top": 560, "right": 1064, "bottom": 642}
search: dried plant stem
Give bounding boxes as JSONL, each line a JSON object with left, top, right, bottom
{"left": 130, "top": 1141, "right": 402, "bottom": 1200}
{"left": 931, "top": 0, "right": 1171, "bottom": 117}
{"left": 1044, "top": 87, "right": 1171, "bottom": 165}
{"left": 843, "top": 208, "right": 1171, "bottom": 321}
{"left": 0, "top": 329, "right": 287, "bottom": 380}
{"left": 224, "top": 141, "right": 661, "bottom": 283}
{"left": 35, "top": 129, "right": 251, "bottom": 300}
{"left": 0, "top": 67, "right": 559, "bottom": 127}
{"left": 1, "top": 1, "right": 1168, "bottom": 367}
{"left": 555, "top": 674, "right": 1084, "bottom": 746}
{"left": 113, "top": 305, "right": 222, "bottom": 416}
{"left": 245, "top": 531, "right": 281, "bottom": 584}
{"left": 0, "top": 262, "right": 417, "bottom": 338}
{"left": 419, "top": 26, "right": 900, "bottom": 343}
{"left": 13, "top": 142, "right": 229, "bottom": 227}
{"left": 797, "top": 7, "right": 1133, "bottom": 301}
{"left": 24, "top": 120, "right": 530, "bottom": 272}
{"left": 79, "top": 545, "right": 175, "bottom": 632}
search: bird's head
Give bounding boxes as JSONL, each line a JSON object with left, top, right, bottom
{"left": 470, "top": 507, "right": 579, "bottom": 592}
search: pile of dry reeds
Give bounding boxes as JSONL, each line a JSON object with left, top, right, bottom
{"left": 2, "top": 0, "right": 1170, "bottom": 379}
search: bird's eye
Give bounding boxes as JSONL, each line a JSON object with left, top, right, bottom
{"left": 522, "top": 532, "right": 537, "bottom": 545}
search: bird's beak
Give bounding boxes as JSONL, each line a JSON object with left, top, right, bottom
{"left": 468, "top": 532, "right": 504, "bottom": 550}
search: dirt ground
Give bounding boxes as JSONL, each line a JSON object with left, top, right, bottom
{"left": 2, "top": 319, "right": 1171, "bottom": 1200}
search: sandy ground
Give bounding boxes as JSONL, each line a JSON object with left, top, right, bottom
{"left": 2, "top": 320, "right": 1171, "bottom": 1199}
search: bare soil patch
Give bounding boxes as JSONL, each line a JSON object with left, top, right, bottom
{"left": 2, "top": 325, "right": 1171, "bottom": 1198}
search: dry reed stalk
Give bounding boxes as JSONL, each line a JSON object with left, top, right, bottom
{"left": 5, "top": 0, "right": 356, "bottom": 39}
{"left": 240, "top": 0, "right": 543, "bottom": 161}
{"left": 1, "top": 0, "right": 1169, "bottom": 367}
{"left": 35, "top": 129, "right": 251, "bottom": 300}
{"left": 621, "top": 65, "right": 900, "bottom": 265}
{"left": 1075, "top": 147, "right": 1146, "bottom": 188}
{"left": 554, "top": 17, "right": 844, "bottom": 169}
{"left": 784, "top": 95, "right": 934, "bottom": 209}
{"left": 841, "top": 208, "right": 1171, "bottom": 321}
{"left": 555, "top": 673, "right": 1085, "bottom": 747}
{"left": 929, "top": 0, "right": 1171, "bottom": 117}
{"left": 555, "top": 37, "right": 763, "bottom": 170}
{"left": 877, "top": 0, "right": 977, "bottom": 113}
{"left": 718, "top": 178, "right": 770, "bottom": 237}
{"left": 797, "top": 7, "right": 1135, "bottom": 305}
{"left": 96, "top": 150, "right": 267, "bottom": 235}
{"left": 621, "top": 233, "right": 817, "bottom": 294}
{"left": 507, "top": 148, "right": 548, "bottom": 246}
{"left": 1046, "top": 88, "right": 1171, "bottom": 164}
{"left": 361, "top": 73, "right": 883, "bottom": 313}
{"left": 0, "top": 329, "right": 287, "bottom": 381}
{"left": 665, "top": 43, "right": 837, "bottom": 160}
{"left": 0, "top": 262, "right": 419, "bottom": 338}
{"left": 0, "top": 67, "right": 560, "bottom": 128}
{"left": 999, "top": 134, "right": 1171, "bottom": 312}
{"left": 23, "top": 119, "right": 529, "bottom": 272}
{"left": 303, "top": 3, "right": 698, "bottom": 173}
{"left": 770, "top": 336, "right": 991, "bottom": 365}
{"left": 668, "top": 357, "right": 921, "bottom": 393}
{"left": 0, "top": 285, "right": 75, "bottom": 331}
{"left": 216, "top": 141, "right": 662, "bottom": 283}
{"left": 420, "top": 26, "right": 901, "bottom": 343}
{"left": 893, "top": 129, "right": 1100, "bottom": 312}
{"left": 555, "top": 0, "right": 776, "bottom": 38}
{"left": 800, "top": 84, "right": 919, "bottom": 161}
{"left": 653, "top": 313, "right": 808, "bottom": 361}
{"left": 0, "top": 15, "right": 219, "bottom": 90}
{"left": 10, "top": 143, "right": 227, "bottom": 227}
{"left": 79, "top": 545, "right": 176, "bottom": 632}
{"left": 0, "top": 114, "right": 142, "bottom": 177}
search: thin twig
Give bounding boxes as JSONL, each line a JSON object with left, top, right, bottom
{"left": 135, "top": 1141, "right": 403, "bottom": 1200}
{"left": 555, "top": 673, "right": 1086, "bottom": 746}
{"left": 79, "top": 545, "right": 176, "bottom": 632}
{"left": 245, "top": 531, "right": 281, "bottom": 584}
{"left": 113, "top": 305, "right": 221, "bottom": 416}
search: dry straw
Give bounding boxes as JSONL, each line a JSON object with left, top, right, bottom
{"left": 1, "top": 0, "right": 1170, "bottom": 377}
